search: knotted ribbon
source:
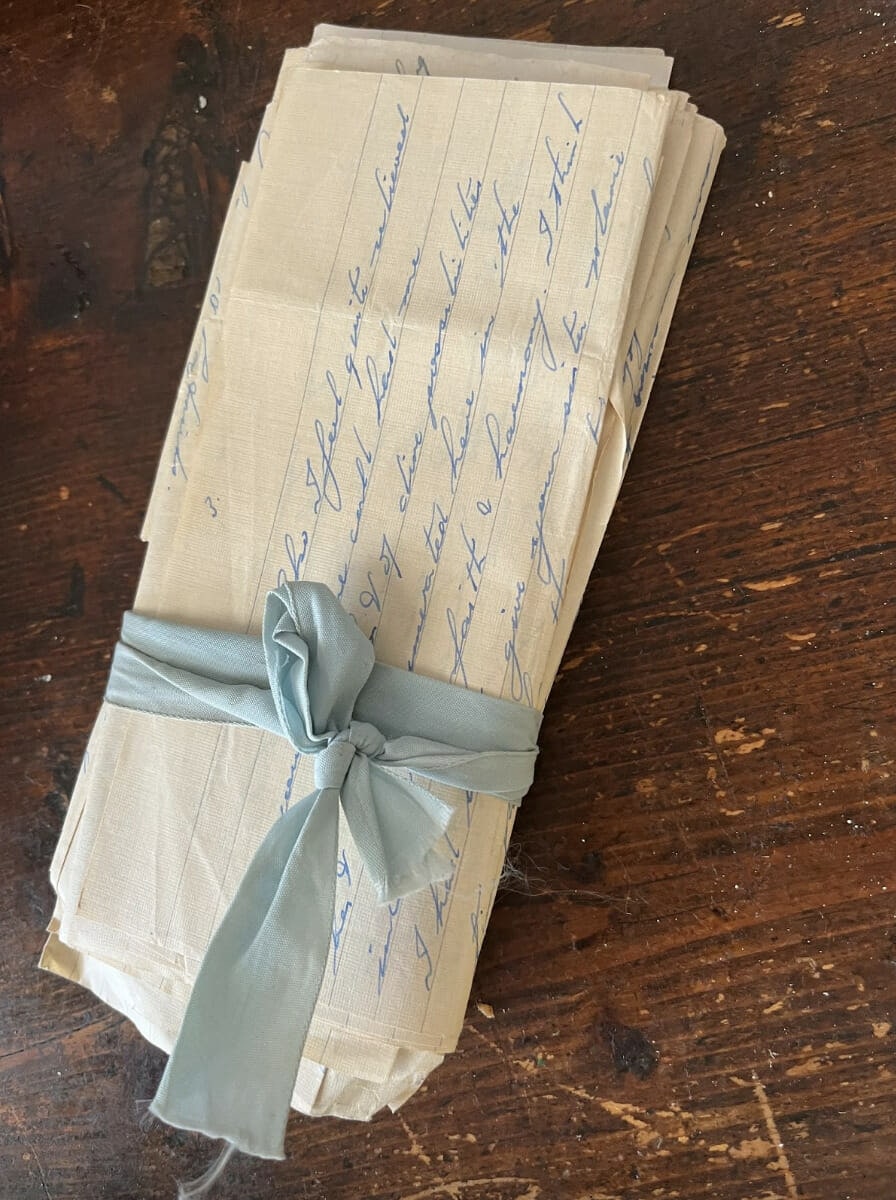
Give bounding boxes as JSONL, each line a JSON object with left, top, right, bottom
{"left": 105, "top": 582, "right": 540, "bottom": 1160}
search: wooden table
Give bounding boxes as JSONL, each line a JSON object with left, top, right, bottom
{"left": 2, "top": 3, "right": 894, "bottom": 1197}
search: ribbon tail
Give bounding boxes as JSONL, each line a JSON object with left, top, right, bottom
{"left": 150, "top": 786, "right": 339, "bottom": 1160}
{"left": 341, "top": 759, "right": 453, "bottom": 903}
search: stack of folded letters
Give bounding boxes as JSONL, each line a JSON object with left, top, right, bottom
{"left": 44, "top": 23, "right": 724, "bottom": 1146}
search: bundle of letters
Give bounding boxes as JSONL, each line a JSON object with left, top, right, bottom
{"left": 44, "top": 23, "right": 724, "bottom": 1154}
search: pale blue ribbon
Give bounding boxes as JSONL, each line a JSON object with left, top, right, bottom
{"left": 105, "top": 582, "right": 540, "bottom": 1160}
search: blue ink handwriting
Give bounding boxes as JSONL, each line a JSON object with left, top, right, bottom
{"left": 398, "top": 246, "right": 421, "bottom": 316}
{"left": 505, "top": 581, "right": 533, "bottom": 704}
{"left": 586, "top": 152, "right": 625, "bottom": 289}
{"left": 397, "top": 429, "right": 424, "bottom": 512}
{"left": 485, "top": 299, "right": 556, "bottom": 479}
{"left": 336, "top": 561, "right": 349, "bottom": 601}
{"left": 440, "top": 391, "right": 474, "bottom": 492}
{"left": 337, "top": 848, "right": 352, "bottom": 887}
{"left": 562, "top": 310, "right": 586, "bottom": 354}
{"left": 446, "top": 600, "right": 474, "bottom": 686}
{"left": 379, "top": 533, "right": 402, "bottom": 578}
{"left": 332, "top": 900, "right": 353, "bottom": 975}
{"left": 532, "top": 443, "right": 567, "bottom": 623}
{"left": 371, "top": 104, "right": 412, "bottom": 267}
{"left": 359, "top": 571, "right": 381, "bottom": 613}
{"left": 461, "top": 523, "right": 486, "bottom": 592}
{"left": 430, "top": 869, "right": 454, "bottom": 933}
{"left": 493, "top": 182, "right": 519, "bottom": 287}
{"left": 408, "top": 568, "right": 435, "bottom": 670}
{"left": 414, "top": 924, "right": 433, "bottom": 991}
{"left": 557, "top": 91, "right": 584, "bottom": 133}
{"left": 377, "top": 899, "right": 402, "bottom": 994}
{"left": 563, "top": 363, "right": 578, "bottom": 434}
{"left": 276, "top": 530, "right": 309, "bottom": 589}
{"left": 479, "top": 314, "right": 496, "bottom": 375}
{"left": 470, "top": 883, "right": 483, "bottom": 958}
{"left": 424, "top": 501, "right": 448, "bottom": 563}
{"left": 281, "top": 750, "right": 302, "bottom": 816}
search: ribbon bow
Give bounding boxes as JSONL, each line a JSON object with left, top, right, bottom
{"left": 106, "top": 583, "right": 540, "bottom": 1160}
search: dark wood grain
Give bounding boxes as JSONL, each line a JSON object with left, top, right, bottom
{"left": 1, "top": 2, "right": 894, "bottom": 1198}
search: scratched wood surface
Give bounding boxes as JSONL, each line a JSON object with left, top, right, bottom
{"left": 1, "top": 2, "right": 894, "bottom": 1198}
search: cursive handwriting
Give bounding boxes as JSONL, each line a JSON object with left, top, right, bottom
{"left": 440, "top": 390, "right": 474, "bottom": 492}
{"left": 557, "top": 91, "right": 583, "bottom": 133}
{"left": 397, "top": 429, "right": 424, "bottom": 512}
{"left": 426, "top": 302, "right": 452, "bottom": 431}
{"left": 479, "top": 314, "right": 496, "bottom": 375}
{"left": 504, "top": 580, "right": 533, "bottom": 704}
{"left": 366, "top": 319, "right": 398, "bottom": 426}
{"left": 336, "top": 560, "right": 349, "bottom": 600}
{"left": 376, "top": 899, "right": 402, "bottom": 994}
{"left": 586, "top": 397, "right": 607, "bottom": 443}
{"left": 429, "top": 868, "right": 454, "bottom": 933}
{"left": 545, "top": 132, "right": 578, "bottom": 230}
{"left": 359, "top": 570, "right": 381, "bottom": 613}
{"left": 255, "top": 128, "right": 270, "bottom": 169}
{"left": 398, "top": 245, "right": 422, "bottom": 316}
{"left": 493, "top": 181, "right": 519, "bottom": 287}
{"left": 426, "top": 178, "right": 482, "bottom": 429}
{"left": 414, "top": 924, "right": 433, "bottom": 991}
{"left": 562, "top": 310, "right": 586, "bottom": 354}
{"left": 371, "top": 104, "right": 412, "bottom": 267}
{"left": 171, "top": 377, "right": 200, "bottom": 479}
{"left": 306, "top": 373, "right": 344, "bottom": 513}
{"left": 586, "top": 152, "right": 625, "bottom": 289}
{"left": 348, "top": 264, "right": 368, "bottom": 306}
{"left": 336, "top": 848, "right": 352, "bottom": 887}
{"left": 311, "top": 105, "right": 412, "bottom": 520}
{"left": 276, "top": 530, "right": 309, "bottom": 589}
{"left": 470, "top": 883, "right": 483, "bottom": 959}
{"left": 349, "top": 439, "right": 371, "bottom": 544}
{"left": 379, "top": 533, "right": 402, "bottom": 578}
{"left": 537, "top": 96, "right": 582, "bottom": 264}
{"left": 395, "top": 54, "right": 430, "bottom": 77}
{"left": 532, "top": 442, "right": 567, "bottom": 623}
{"left": 424, "top": 500, "right": 448, "bottom": 563}
{"left": 332, "top": 900, "right": 353, "bottom": 976}
{"left": 485, "top": 299, "right": 556, "bottom": 479}
{"left": 461, "top": 523, "right": 486, "bottom": 593}
{"left": 408, "top": 568, "right": 435, "bottom": 670}
{"left": 563, "top": 363, "right": 578, "bottom": 434}
{"left": 537, "top": 209, "right": 554, "bottom": 269}
{"left": 280, "top": 750, "right": 302, "bottom": 816}
{"left": 446, "top": 600, "right": 474, "bottom": 686}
